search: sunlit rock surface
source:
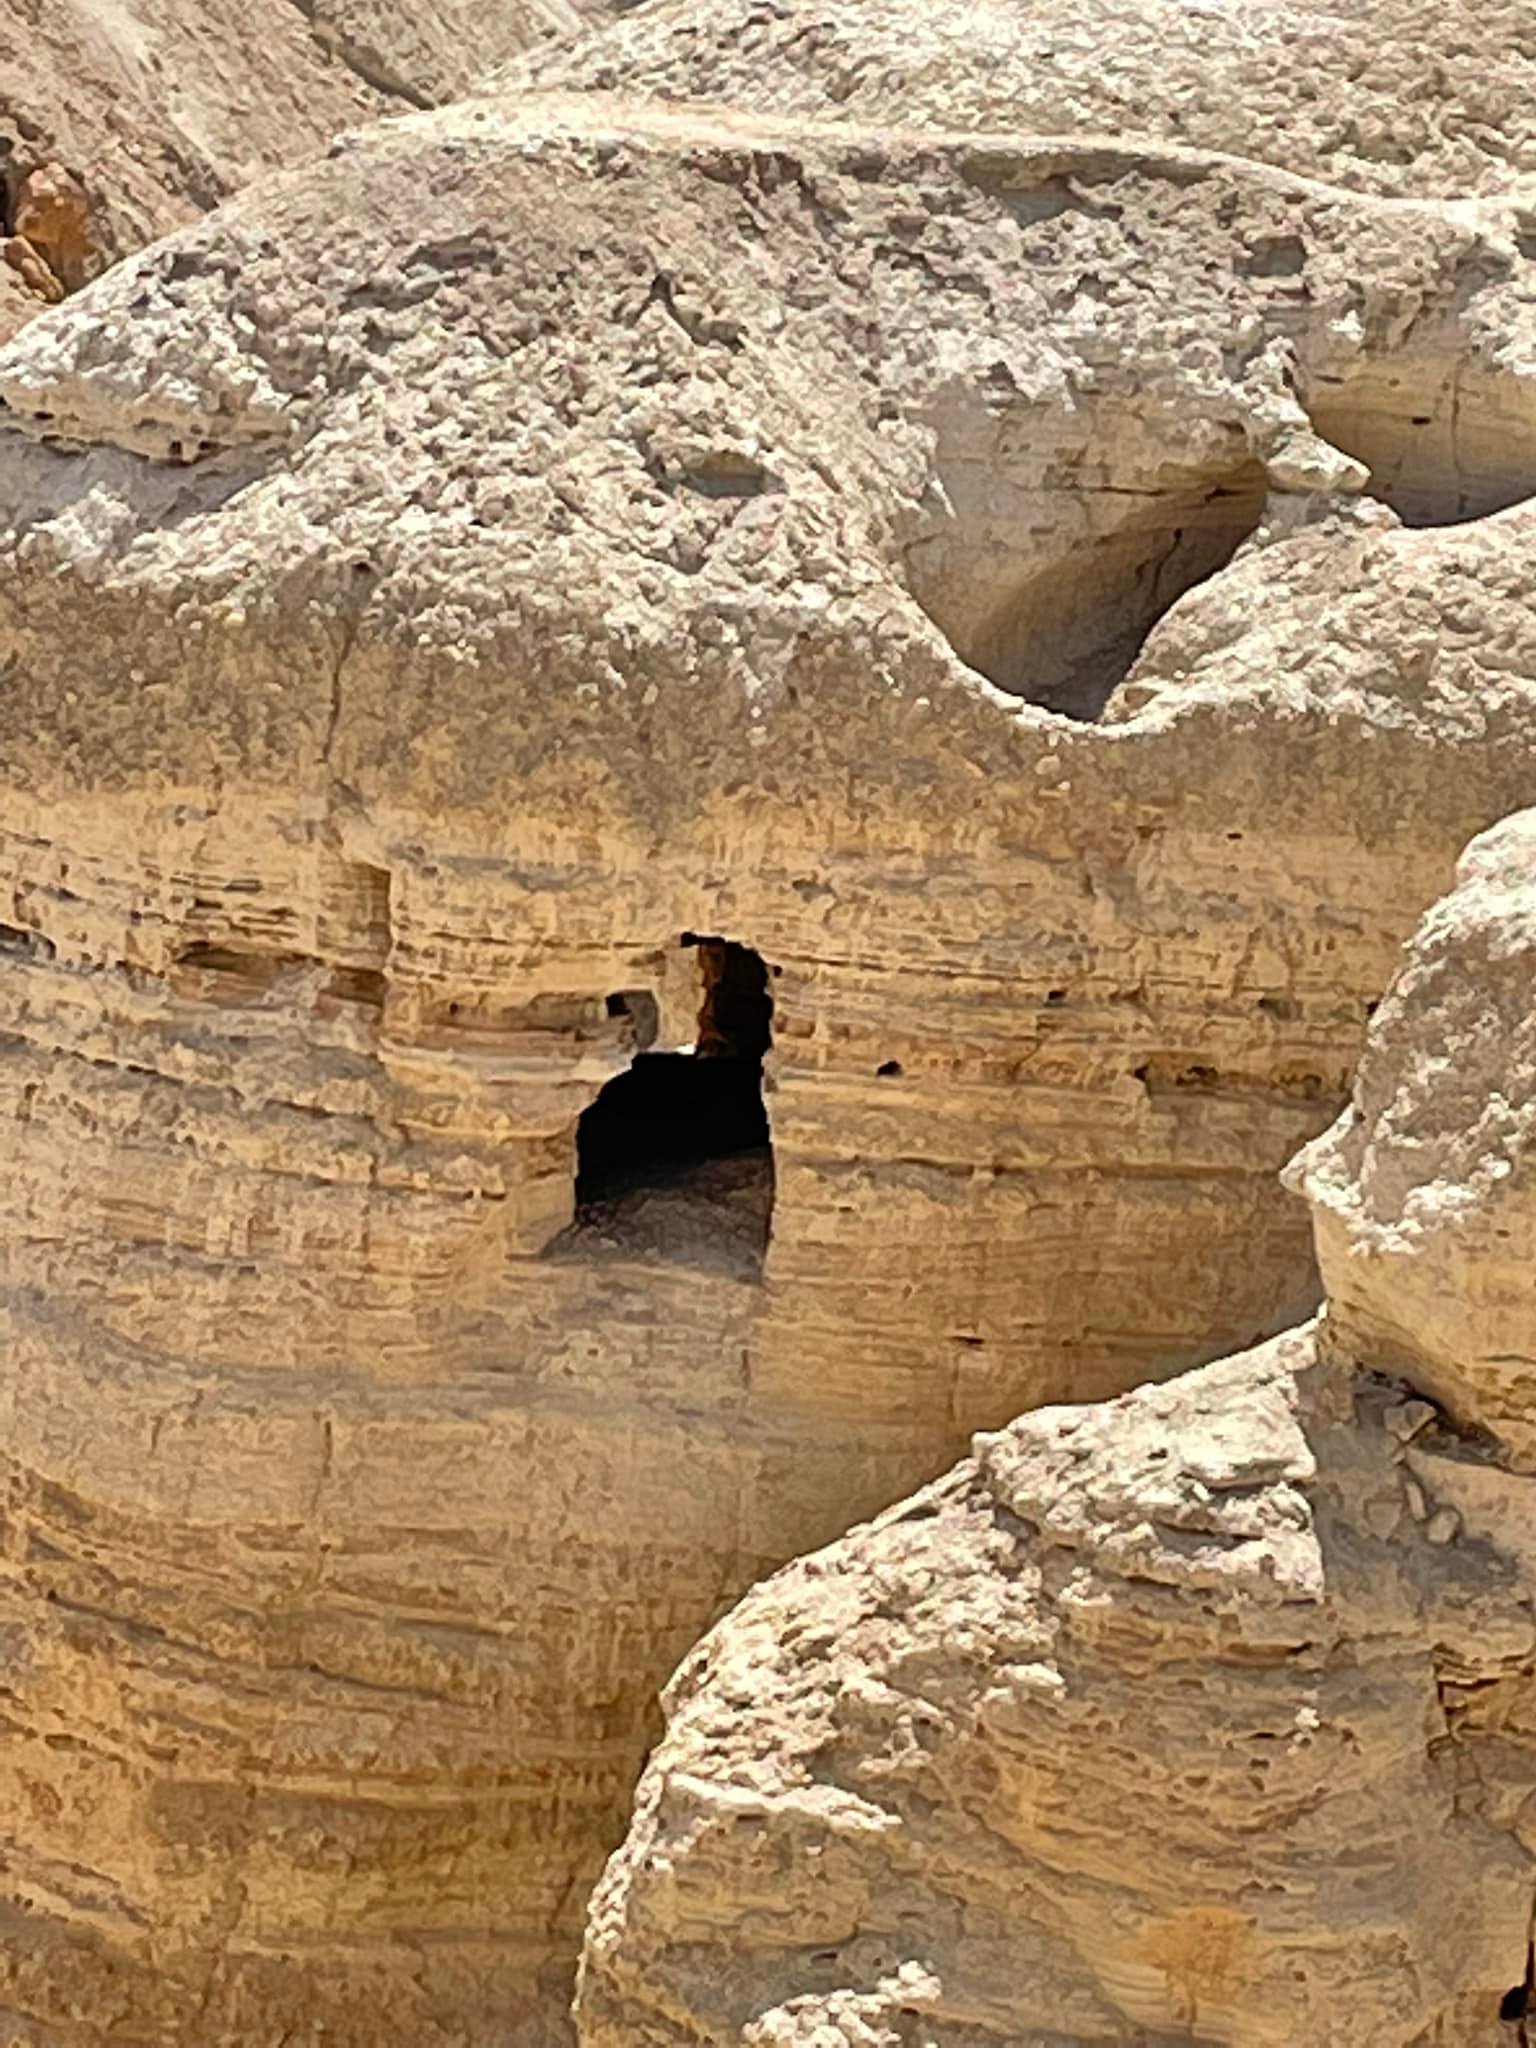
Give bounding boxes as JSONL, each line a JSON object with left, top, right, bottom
{"left": 5, "top": 5, "right": 1536, "bottom": 2040}
{"left": 579, "top": 818, "right": 1536, "bottom": 2046}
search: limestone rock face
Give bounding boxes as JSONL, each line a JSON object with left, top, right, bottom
{"left": 6, "top": 30, "right": 1536, "bottom": 2048}
{"left": 577, "top": 824, "right": 1536, "bottom": 2045}
{"left": 0, "top": 0, "right": 594, "bottom": 338}
{"left": 1294, "top": 811, "right": 1536, "bottom": 1466}
{"left": 510, "top": 0, "right": 1536, "bottom": 199}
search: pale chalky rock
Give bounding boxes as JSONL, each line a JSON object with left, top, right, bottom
{"left": 5, "top": 61, "right": 1536, "bottom": 2048}
{"left": 1294, "top": 810, "right": 1536, "bottom": 1464}
{"left": 578, "top": 826, "right": 1536, "bottom": 2044}
{"left": 510, "top": 0, "right": 1536, "bottom": 199}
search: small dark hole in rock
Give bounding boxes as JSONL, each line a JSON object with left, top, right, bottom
{"left": 606, "top": 988, "right": 660, "bottom": 1048}
{"left": 1245, "top": 232, "right": 1306, "bottom": 278}
{"left": 324, "top": 967, "right": 385, "bottom": 1009}
{"left": 565, "top": 939, "right": 775, "bottom": 1274}
{"left": 0, "top": 921, "right": 55, "bottom": 961}
{"left": 877, "top": 1059, "right": 903, "bottom": 1076}
{"left": 1045, "top": 988, "right": 1066, "bottom": 1005}
{"left": 1500, "top": 1983, "right": 1529, "bottom": 2022}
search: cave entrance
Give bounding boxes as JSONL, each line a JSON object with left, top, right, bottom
{"left": 565, "top": 937, "right": 775, "bottom": 1275}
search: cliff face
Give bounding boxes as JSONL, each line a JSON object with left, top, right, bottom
{"left": 0, "top": 0, "right": 594, "bottom": 339}
{"left": 577, "top": 813, "right": 1536, "bottom": 2047}
{"left": 4, "top": 5, "right": 1536, "bottom": 2043}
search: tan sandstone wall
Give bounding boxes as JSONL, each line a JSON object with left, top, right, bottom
{"left": 3, "top": 7, "right": 1536, "bottom": 2038}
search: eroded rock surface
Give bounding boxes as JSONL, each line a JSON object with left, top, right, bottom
{"left": 578, "top": 818, "right": 1536, "bottom": 2045}
{"left": 4, "top": 23, "right": 1536, "bottom": 2048}
{"left": 509, "top": 0, "right": 1536, "bottom": 199}
{"left": 1296, "top": 810, "right": 1536, "bottom": 1468}
{"left": 0, "top": 0, "right": 598, "bottom": 338}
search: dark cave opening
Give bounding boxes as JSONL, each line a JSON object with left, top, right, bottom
{"left": 563, "top": 937, "right": 776, "bottom": 1274}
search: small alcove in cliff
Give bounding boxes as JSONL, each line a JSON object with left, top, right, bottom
{"left": 1306, "top": 357, "right": 1536, "bottom": 525}
{"left": 560, "top": 937, "right": 775, "bottom": 1275}
{"left": 905, "top": 457, "right": 1270, "bottom": 721}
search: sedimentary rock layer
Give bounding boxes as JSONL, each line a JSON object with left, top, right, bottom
{"left": 578, "top": 813, "right": 1536, "bottom": 2046}
{"left": 4, "top": 71, "right": 1536, "bottom": 2046}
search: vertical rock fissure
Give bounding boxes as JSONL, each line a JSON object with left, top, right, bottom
{"left": 1501, "top": 1887, "right": 1536, "bottom": 2038}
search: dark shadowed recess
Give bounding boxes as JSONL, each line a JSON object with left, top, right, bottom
{"left": 907, "top": 461, "right": 1269, "bottom": 722}
{"left": 556, "top": 937, "right": 777, "bottom": 1276}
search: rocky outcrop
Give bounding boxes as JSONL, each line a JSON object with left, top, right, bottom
{"left": 1, "top": 160, "right": 93, "bottom": 302}
{"left": 577, "top": 813, "right": 1536, "bottom": 2045}
{"left": 1295, "top": 808, "right": 1536, "bottom": 1470}
{"left": 509, "top": 0, "right": 1536, "bottom": 200}
{"left": 0, "top": 0, "right": 599, "bottom": 339}
{"left": 5, "top": 19, "right": 1536, "bottom": 2047}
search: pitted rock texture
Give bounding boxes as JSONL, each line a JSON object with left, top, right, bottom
{"left": 5, "top": 42, "right": 1536, "bottom": 2048}
{"left": 1295, "top": 810, "right": 1536, "bottom": 1468}
{"left": 0, "top": 0, "right": 597, "bottom": 339}
{"left": 579, "top": 1336, "right": 1536, "bottom": 2045}
{"left": 508, "top": 0, "right": 1536, "bottom": 199}
{"left": 577, "top": 822, "right": 1536, "bottom": 2046}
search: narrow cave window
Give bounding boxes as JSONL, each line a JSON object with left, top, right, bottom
{"left": 563, "top": 937, "right": 775, "bottom": 1274}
